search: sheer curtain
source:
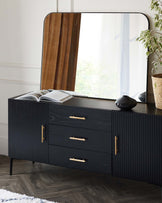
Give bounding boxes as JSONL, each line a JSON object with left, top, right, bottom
{"left": 75, "top": 13, "right": 148, "bottom": 101}
{"left": 119, "top": 14, "right": 130, "bottom": 96}
{"left": 119, "top": 14, "right": 148, "bottom": 99}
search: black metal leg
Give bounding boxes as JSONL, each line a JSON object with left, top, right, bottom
{"left": 10, "top": 158, "right": 13, "bottom": 175}
{"left": 32, "top": 161, "right": 35, "bottom": 164}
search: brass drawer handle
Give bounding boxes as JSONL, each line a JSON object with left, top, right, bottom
{"left": 41, "top": 125, "right": 45, "bottom": 143}
{"left": 69, "top": 158, "right": 86, "bottom": 163}
{"left": 69, "top": 116, "right": 86, "bottom": 120}
{"left": 115, "top": 136, "right": 118, "bottom": 156}
{"left": 69, "top": 137, "right": 86, "bottom": 142}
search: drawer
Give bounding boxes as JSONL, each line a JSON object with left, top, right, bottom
{"left": 49, "top": 146, "right": 111, "bottom": 174}
{"left": 48, "top": 125, "right": 111, "bottom": 153}
{"left": 49, "top": 105, "right": 110, "bottom": 131}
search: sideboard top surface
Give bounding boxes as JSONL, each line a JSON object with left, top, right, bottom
{"left": 62, "top": 97, "right": 162, "bottom": 116}
{"left": 9, "top": 95, "right": 162, "bottom": 116}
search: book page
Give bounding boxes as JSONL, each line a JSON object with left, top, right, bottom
{"left": 40, "top": 90, "right": 73, "bottom": 103}
{"left": 16, "top": 90, "right": 49, "bottom": 101}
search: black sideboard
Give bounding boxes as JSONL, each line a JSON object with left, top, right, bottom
{"left": 8, "top": 95, "right": 162, "bottom": 186}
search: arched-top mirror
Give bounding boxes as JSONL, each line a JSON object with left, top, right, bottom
{"left": 41, "top": 12, "right": 149, "bottom": 103}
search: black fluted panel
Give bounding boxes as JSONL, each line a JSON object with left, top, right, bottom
{"left": 112, "top": 111, "right": 162, "bottom": 186}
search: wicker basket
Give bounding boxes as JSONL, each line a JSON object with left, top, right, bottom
{"left": 152, "top": 74, "right": 162, "bottom": 110}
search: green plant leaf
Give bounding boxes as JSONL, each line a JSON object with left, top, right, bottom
{"left": 137, "top": 0, "right": 162, "bottom": 73}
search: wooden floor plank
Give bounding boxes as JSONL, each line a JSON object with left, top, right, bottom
{"left": 0, "top": 155, "right": 161, "bottom": 203}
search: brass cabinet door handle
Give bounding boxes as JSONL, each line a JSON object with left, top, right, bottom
{"left": 41, "top": 125, "right": 45, "bottom": 143}
{"left": 69, "top": 137, "right": 86, "bottom": 142}
{"left": 115, "top": 136, "right": 118, "bottom": 156}
{"left": 69, "top": 157, "right": 86, "bottom": 163}
{"left": 69, "top": 116, "right": 86, "bottom": 120}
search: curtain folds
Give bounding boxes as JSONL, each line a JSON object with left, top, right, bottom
{"left": 41, "top": 13, "right": 81, "bottom": 90}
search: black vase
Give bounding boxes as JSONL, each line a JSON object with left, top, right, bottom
{"left": 115, "top": 95, "right": 137, "bottom": 110}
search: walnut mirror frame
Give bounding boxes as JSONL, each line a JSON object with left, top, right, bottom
{"left": 40, "top": 12, "right": 149, "bottom": 103}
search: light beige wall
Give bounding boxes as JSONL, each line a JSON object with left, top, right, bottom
{"left": 0, "top": 0, "right": 56, "bottom": 155}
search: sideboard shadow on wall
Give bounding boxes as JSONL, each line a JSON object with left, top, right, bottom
{"left": 8, "top": 12, "right": 162, "bottom": 195}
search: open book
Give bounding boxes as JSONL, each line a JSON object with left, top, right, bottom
{"left": 16, "top": 90, "right": 73, "bottom": 103}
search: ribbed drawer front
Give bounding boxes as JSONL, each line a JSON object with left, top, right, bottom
{"left": 49, "top": 125, "right": 111, "bottom": 153}
{"left": 49, "top": 105, "right": 110, "bottom": 131}
{"left": 49, "top": 146, "right": 111, "bottom": 173}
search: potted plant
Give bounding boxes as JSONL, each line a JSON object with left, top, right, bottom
{"left": 137, "top": 0, "right": 162, "bottom": 109}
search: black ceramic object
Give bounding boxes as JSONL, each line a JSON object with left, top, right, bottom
{"left": 138, "top": 92, "right": 146, "bottom": 103}
{"left": 115, "top": 95, "right": 137, "bottom": 110}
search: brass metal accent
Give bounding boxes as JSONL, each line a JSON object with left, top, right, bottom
{"left": 41, "top": 125, "right": 45, "bottom": 143}
{"left": 69, "top": 158, "right": 86, "bottom": 163}
{"left": 69, "top": 137, "right": 86, "bottom": 142}
{"left": 69, "top": 116, "right": 86, "bottom": 120}
{"left": 115, "top": 136, "right": 118, "bottom": 156}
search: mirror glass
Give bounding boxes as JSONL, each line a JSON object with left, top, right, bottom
{"left": 74, "top": 13, "right": 149, "bottom": 102}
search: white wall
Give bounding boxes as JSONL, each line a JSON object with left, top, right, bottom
{"left": 0, "top": 0, "right": 155, "bottom": 155}
{"left": 0, "top": 0, "right": 56, "bottom": 155}
{"left": 58, "top": 0, "right": 151, "bottom": 13}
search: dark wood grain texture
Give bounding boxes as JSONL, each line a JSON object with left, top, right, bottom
{"left": 49, "top": 145, "right": 110, "bottom": 173}
{"left": 9, "top": 95, "right": 162, "bottom": 115}
{"left": 49, "top": 103, "right": 109, "bottom": 131}
{"left": 63, "top": 97, "right": 162, "bottom": 115}
{"left": 48, "top": 124, "right": 110, "bottom": 153}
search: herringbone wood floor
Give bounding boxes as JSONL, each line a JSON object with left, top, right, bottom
{"left": 0, "top": 155, "right": 161, "bottom": 203}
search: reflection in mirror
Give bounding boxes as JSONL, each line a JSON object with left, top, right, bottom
{"left": 41, "top": 13, "right": 149, "bottom": 103}
{"left": 75, "top": 13, "right": 148, "bottom": 102}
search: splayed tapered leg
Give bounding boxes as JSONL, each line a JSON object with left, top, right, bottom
{"left": 10, "top": 158, "right": 13, "bottom": 175}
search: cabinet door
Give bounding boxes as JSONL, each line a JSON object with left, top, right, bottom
{"left": 112, "top": 111, "right": 162, "bottom": 185}
{"left": 9, "top": 100, "right": 49, "bottom": 163}
{"left": 31, "top": 102, "right": 49, "bottom": 163}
